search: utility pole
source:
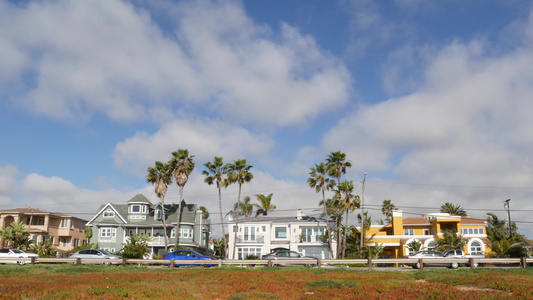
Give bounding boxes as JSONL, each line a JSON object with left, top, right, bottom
{"left": 360, "top": 172, "right": 367, "bottom": 251}
{"left": 504, "top": 199, "right": 512, "bottom": 237}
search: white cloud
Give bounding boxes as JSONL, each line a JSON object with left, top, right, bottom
{"left": 0, "top": 0, "right": 350, "bottom": 127}
{"left": 113, "top": 118, "right": 275, "bottom": 177}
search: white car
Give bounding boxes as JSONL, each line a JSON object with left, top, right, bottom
{"left": 0, "top": 249, "right": 39, "bottom": 265}
{"left": 68, "top": 249, "right": 122, "bottom": 265}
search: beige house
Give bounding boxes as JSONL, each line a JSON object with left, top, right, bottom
{"left": 0, "top": 208, "right": 88, "bottom": 253}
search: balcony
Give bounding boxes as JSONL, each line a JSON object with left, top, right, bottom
{"left": 236, "top": 235, "right": 264, "bottom": 244}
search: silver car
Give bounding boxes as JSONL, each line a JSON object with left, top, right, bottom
{"left": 261, "top": 250, "right": 318, "bottom": 266}
{"left": 68, "top": 249, "right": 122, "bottom": 265}
{"left": 0, "top": 249, "right": 39, "bottom": 265}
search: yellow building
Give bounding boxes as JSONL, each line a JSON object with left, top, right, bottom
{"left": 366, "top": 210, "right": 491, "bottom": 258}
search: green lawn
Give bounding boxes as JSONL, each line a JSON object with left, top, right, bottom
{"left": 0, "top": 265, "right": 532, "bottom": 299}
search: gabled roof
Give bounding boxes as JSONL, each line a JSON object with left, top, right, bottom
{"left": 460, "top": 216, "right": 486, "bottom": 225}
{"left": 127, "top": 194, "right": 152, "bottom": 204}
{"left": 403, "top": 217, "right": 430, "bottom": 225}
{"left": 86, "top": 203, "right": 127, "bottom": 225}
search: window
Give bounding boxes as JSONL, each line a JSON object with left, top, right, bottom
{"left": 423, "top": 229, "right": 431, "bottom": 235}
{"left": 60, "top": 238, "right": 70, "bottom": 247}
{"left": 179, "top": 228, "right": 193, "bottom": 238}
{"left": 261, "top": 225, "right": 267, "bottom": 233}
{"left": 103, "top": 209, "right": 115, "bottom": 218}
{"left": 470, "top": 241, "right": 482, "bottom": 255}
{"left": 100, "top": 228, "right": 116, "bottom": 238}
{"left": 74, "top": 239, "right": 79, "bottom": 248}
{"left": 237, "top": 247, "right": 261, "bottom": 259}
{"left": 60, "top": 219, "right": 69, "bottom": 228}
{"left": 37, "top": 219, "right": 45, "bottom": 225}
{"left": 155, "top": 208, "right": 162, "bottom": 220}
{"left": 275, "top": 227, "right": 287, "bottom": 239}
{"left": 131, "top": 205, "right": 141, "bottom": 213}
{"left": 404, "top": 229, "right": 414, "bottom": 235}
{"left": 301, "top": 227, "right": 325, "bottom": 242}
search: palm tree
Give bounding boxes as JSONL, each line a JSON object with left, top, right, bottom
{"left": 254, "top": 193, "right": 276, "bottom": 216}
{"left": 202, "top": 157, "right": 229, "bottom": 251}
{"left": 0, "top": 222, "right": 31, "bottom": 249}
{"left": 146, "top": 161, "right": 173, "bottom": 253}
{"left": 234, "top": 196, "right": 253, "bottom": 217}
{"left": 440, "top": 202, "right": 467, "bottom": 216}
{"left": 199, "top": 206, "right": 209, "bottom": 220}
{"left": 321, "top": 194, "right": 343, "bottom": 258}
{"left": 308, "top": 162, "right": 336, "bottom": 258}
{"left": 326, "top": 151, "right": 352, "bottom": 184}
{"left": 168, "top": 149, "right": 195, "bottom": 250}
{"left": 381, "top": 199, "right": 395, "bottom": 224}
{"left": 226, "top": 159, "right": 253, "bottom": 259}
{"left": 436, "top": 228, "right": 466, "bottom": 252}
{"left": 338, "top": 180, "right": 360, "bottom": 259}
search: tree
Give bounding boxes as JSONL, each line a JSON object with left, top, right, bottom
{"left": 121, "top": 233, "right": 152, "bottom": 259}
{"left": 202, "top": 157, "right": 229, "bottom": 253}
{"left": 168, "top": 149, "right": 195, "bottom": 250}
{"left": 338, "top": 180, "right": 360, "bottom": 259}
{"left": 254, "top": 193, "right": 276, "bottom": 216}
{"left": 0, "top": 221, "right": 31, "bottom": 249}
{"left": 308, "top": 162, "right": 336, "bottom": 258}
{"left": 226, "top": 159, "right": 253, "bottom": 259}
{"left": 440, "top": 202, "right": 467, "bottom": 216}
{"left": 84, "top": 227, "right": 93, "bottom": 245}
{"left": 146, "top": 161, "right": 173, "bottom": 253}
{"left": 321, "top": 194, "right": 343, "bottom": 258}
{"left": 36, "top": 239, "right": 56, "bottom": 257}
{"left": 381, "top": 199, "right": 395, "bottom": 224}
{"left": 234, "top": 196, "right": 253, "bottom": 217}
{"left": 436, "top": 228, "right": 466, "bottom": 252}
{"left": 326, "top": 151, "right": 352, "bottom": 184}
{"left": 199, "top": 206, "right": 210, "bottom": 220}
{"left": 407, "top": 240, "right": 422, "bottom": 253}
{"left": 213, "top": 237, "right": 226, "bottom": 257}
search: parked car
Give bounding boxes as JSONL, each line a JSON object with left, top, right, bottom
{"left": 405, "top": 250, "right": 459, "bottom": 269}
{"left": 443, "top": 249, "right": 484, "bottom": 267}
{"left": 163, "top": 250, "right": 216, "bottom": 267}
{"left": 68, "top": 249, "right": 122, "bottom": 265}
{"left": 0, "top": 249, "right": 39, "bottom": 265}
{"left": 261, "top": 250, "right": 318, "bottom": 266}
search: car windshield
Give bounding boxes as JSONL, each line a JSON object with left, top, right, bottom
{"left": 11, "top": 250, "right": 24, "bottom": 254}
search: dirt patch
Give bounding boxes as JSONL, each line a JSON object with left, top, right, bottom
{"left": 456, "top": 285, "right": 513, "bottom": 295}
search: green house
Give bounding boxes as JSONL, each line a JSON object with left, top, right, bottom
{"left": 86, "top": 194, "right": 211, "bottom": 256}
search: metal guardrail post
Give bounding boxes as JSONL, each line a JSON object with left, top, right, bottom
{"left": 470, "top": 258, "right": 475, "bottom": 269}
{"left": 268, "top": 259, "right": 272, "bottom": 267}
{"left": 76, "top": 258, "right": 81, "bottom": 265}
{"left": 170, "top": 259, "right": 175, "bottom": 268}
{"left": 521, "top": 257, "right": 527, "bottom": 268}
{"left": 31, "top": 257, "right": 36, "bottom": 265}
{"left": 419, "top": 258, "right": 424, "bottom": 270}
{"left": 368, "top": 257, "right": 373, "bottom": 270}
{"left": 218, "top": 259, "right": 222, "bottom": 268}
{"left": 122, "top": 257, "right": 127, "bottom": 266}
{"left": 317, "top": 259, "right": 321, "bottom": 268}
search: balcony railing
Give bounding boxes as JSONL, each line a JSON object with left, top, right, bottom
{"left": 236, "top": 235, "right": 265, "bottom": 243}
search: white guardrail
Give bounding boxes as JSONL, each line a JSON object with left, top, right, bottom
{"left": 0, "top": 257, "right": 531, "bottom": 268}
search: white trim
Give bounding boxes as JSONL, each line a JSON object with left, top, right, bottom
{"left": 86, "top": 203, "right": 127, "bottom": 225}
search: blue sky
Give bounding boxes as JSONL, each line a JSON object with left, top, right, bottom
{"left": 1, "top": 0, "right": 533, "bottom": 238}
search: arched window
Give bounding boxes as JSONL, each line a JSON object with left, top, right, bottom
{"left": 427, "top": 241, "right": 437, "bottom": 250}
{"left": 470, "top": 241, "right": 482, "bottom": 255}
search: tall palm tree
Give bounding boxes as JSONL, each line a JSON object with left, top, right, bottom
{"left": 168, "top": 149, "right": 195, "bottom": 250}
{"left": 234, "top": 196, "right": 253, "bottom": 217}
{"left": 202, "top": 157, "right": 229, "bottom": 251}
{"left": 308, "top": 162, "right": 336, "bottom": 258}
{"left": 254, "top": 193, "right": 276, "bottom": 216}
{"left": 381, "top": 199, "right": 395, "bottom": 224}
{"left": 338, "top": 180, "right": 360, "bottom": 259}
{"left": 326, "top": 151, "right": 352, "bottom": 184}
{"left": 320, "top": 195, "right": 343, "bottom": 258}
{"left": 146, "top": 161, "right": 173, "bottom": 253}
{"left": 226, "top": 159, "right": 253, "bottom": 259}
{"left": 440, "top": 202, "right": 467, "bottom": 216}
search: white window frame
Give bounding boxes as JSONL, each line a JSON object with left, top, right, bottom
{"left": 100, "top": 227, "right": 116, "bottom": 238}
{"left": 237, "top": 247, "right": 262, "bottom": 260}
{"left": 404, "top": 229, "right": 414, "bottom": 235}
{"left": 274, "top": 227, "right": 288, "bottom": 239}
{"left": 179, "top": 228, "right": 193, "bottom": 239}
{"left": 103, "top": 209, "right": 115, "bottom": 218}
{"left": 60, "top": 219, "right": 69, "bottom": 228}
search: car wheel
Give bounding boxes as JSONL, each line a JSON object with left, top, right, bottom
{"left": 17, "top": 261, "right": 26, "bottom": 266}
{"left": 450, "top": 262, "right": 459, "bottom": 269}
{"left": 413, "top": 262, "right": 420, "bottom": 269}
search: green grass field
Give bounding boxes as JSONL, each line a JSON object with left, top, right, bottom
{"left": 0, "top": 265, "right": 532, "bottom": 299}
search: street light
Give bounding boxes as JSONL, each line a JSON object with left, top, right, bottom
{"left": 504, "top": 199, "right": 512, "bottom": 237}
{"left": 360, "top": 172, "right": 367, "bottom": 251}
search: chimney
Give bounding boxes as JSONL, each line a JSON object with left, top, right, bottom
{"left": 297, "top": 209, "right": 303, "bottom": 220}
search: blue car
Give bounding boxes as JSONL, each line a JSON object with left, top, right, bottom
{"left": 163, "top": 250, "right": 216, "bottom": 267}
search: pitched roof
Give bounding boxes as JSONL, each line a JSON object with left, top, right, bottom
{"left": 460, "top": 216, "right": 486, "bottom": 224}
{"left": 127, "top": 194, "right": 152, "bottom": 204}
{"left": 403, "top": 217, "right": 430, "bottom": 225}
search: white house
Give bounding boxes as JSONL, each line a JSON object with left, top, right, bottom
{"left": 227, "top": 209, "right": 336, "bottom": 260}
